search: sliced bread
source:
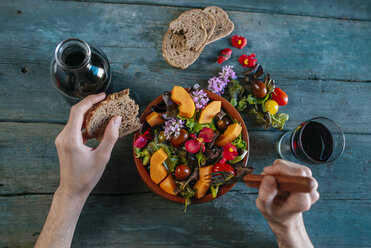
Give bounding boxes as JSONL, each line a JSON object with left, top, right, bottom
{"left": 203, "top": 6, "right": 234, "bottom": 44}
{"left": 169, "top": 9, "right": 215, "bottom": 51}
{"left": 162, "top": 29, "right": 205, "bottom": 70}
{"left": 85, "top": 89, "right": 140, "bottom": 140}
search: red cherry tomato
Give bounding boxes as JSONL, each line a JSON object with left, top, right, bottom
{"left": 212, "top": 163, "right": 235, "bottom": 176}
{"left": 272, "top": 87, "right": 288, "bottom": 106}
{"left": 175, "top": 165, "right": 191, "bottom": 180}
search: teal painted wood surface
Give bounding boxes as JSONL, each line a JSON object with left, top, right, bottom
{"left": 0, "top": 0, "right": 370, "bottom": 247}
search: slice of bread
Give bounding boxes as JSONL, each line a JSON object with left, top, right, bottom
{"left": 85, "top": 89, "right": 140, "bottom": 140}
{"left": 203, "top": 6, "right": 234, "bottom": 44}
{"left": 169, "top": 9, "right": 215, "bottom": 51}
{"left": 162, "top": 29, "right": 206, "bottom": 69}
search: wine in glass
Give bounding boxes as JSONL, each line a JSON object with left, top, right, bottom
{"left": 277, "top": 117, "right": 345, "bottom": 164}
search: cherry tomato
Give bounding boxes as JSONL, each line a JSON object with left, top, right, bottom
{"left": 158, "top": 131, "right": 166, "bottom": 143}
{"left": 212, "top": 163, "right": 235, "bottom": 176}
{"left": 171, "top": 129, "right": 189, "bottom": 147}
{"left": 216, "top": 116, "right": 232, "bottom": 132}
{"left": 251, "top": 81, "right": 267, "bottom": 98}
{"left": 175, "top": 165, "right": 191, "bottom": 180}
{"left": 272, "top": 87, "right": 288, "bottom": 106}
{"left": 264, "top": 100, "right": 279, "bottom": 115}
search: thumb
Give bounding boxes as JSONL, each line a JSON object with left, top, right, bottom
{"left": 96, "top": 116, "right": 122, "bottom": 157}
{"left": 256, "top": 175, "right": 278, "bottom": 212}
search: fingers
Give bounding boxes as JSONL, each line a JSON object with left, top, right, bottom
{"left": 67, "top": 93, "right": 106, "bottom": 135}
{"left": 95, "top": 116, "right": 122, "bottom": 162}
{"left": 263, "top": 159, "right": 312, "bottom": 177}
{"left": 285, "top": 193, "right": 313, "bottom": 213}
{"left": 256, "top": 176, "right": 278, "bottom": 214}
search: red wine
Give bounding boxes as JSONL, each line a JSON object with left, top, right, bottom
{"left": 64, "top": 51, "right": 86, "bottom": 67}
{"left": 291, "top": 121, "right": 333, "bottom": 163}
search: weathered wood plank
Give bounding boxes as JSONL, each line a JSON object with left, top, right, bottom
{"left": 1, "top": 194, "right": 370, "bottom": 248}
{"left": 1, "top": 0, "right": 370, "bottom": 80}
{"left": 61, "top": 0, "right": 371, "bottom": 21}
{"left": 0, "top": 61, "right": 370, "bottom": 133}
{"left": 1, "top": 122, "right": 370, "bottom": 201}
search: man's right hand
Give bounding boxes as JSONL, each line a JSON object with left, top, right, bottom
{"left": 256, "top": 159, "right": 319, "bottom": 248}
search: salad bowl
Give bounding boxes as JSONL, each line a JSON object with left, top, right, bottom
{"left": 133, "top": 88, "right": 249, "bottom": 204}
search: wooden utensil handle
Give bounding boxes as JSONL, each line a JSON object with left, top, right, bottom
{"left": 243, "top": 174, "right": 316, "bottom": 193}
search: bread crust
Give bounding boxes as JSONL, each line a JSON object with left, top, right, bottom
{"left": 163, "top": 9, "right": 215, "bottom": 69}
{"left": 85, "top": 89, "right": 140, "bottom": 139}
{"left": 204, "top": 6, "right": 234, "bottom": 44}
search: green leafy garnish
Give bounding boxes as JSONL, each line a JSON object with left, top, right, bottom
{"left": 178, "top": 114, "right": 217, "bottom": 134}
{"left": 271, "top": 112, "right": 289, "bottom": 130}
{"left": 231, "top": 134, "right": 247, "bottom": 151}
{"left": 196, "top": 150, "right": 206, "bottom": 167}
{"left": 134, "top": 147, "right": 150, "bottom": 166}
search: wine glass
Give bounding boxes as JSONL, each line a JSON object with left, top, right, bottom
{"left": 277, "top": 117, "right": 345, "bottom": 165}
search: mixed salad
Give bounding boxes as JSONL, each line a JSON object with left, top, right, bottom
{"left": 208, "top": 65, "right": 289, "bottom": 130}
{"left": 134, "top": 85, "right": 248, "bottom": 210}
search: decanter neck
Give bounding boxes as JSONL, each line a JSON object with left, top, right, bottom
{"left": 55, "top": 38, "right": 92, "bottom": 71}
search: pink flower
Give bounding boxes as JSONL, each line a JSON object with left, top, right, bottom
{"left": 134, "top": 129, "right": 153, "bottom": 148}
{"left": 185, "top": 127, "right": 214, "bottom": 153}
{"left": 222, "top": 143, "right": 238, "bottom": 160}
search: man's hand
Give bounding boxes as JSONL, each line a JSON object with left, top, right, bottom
{"left": 36, "top": 93, "right": 121, "bottom": 248}
{"left": 256, "top": 159, "right": 319, "bottom": 248}
{"left": 56, "top": 93, "right": 122, "bottom": 198}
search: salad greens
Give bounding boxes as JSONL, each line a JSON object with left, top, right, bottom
{"left": 135, "top": 85, "right": 249, "bottom": 212}
{"left": 177, "top": 114, "right": 217, "bottom": 134}
{"left": 223, "top": 65, "right": 289, "bottom": 129}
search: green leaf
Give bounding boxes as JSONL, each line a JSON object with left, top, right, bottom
{"left": 231, "top": 134, "right": 247, "bottom": 150}
{"left": 246, "top": 94, "right": 258, "bottom": 105}
{"left": 196, "top": 150, "right": 206, "bottom": 167}
{"left": 270, "top": 113, "right": 289, "bottom": 130}
{"left": 230, "top": 150, "right": 248, "bottom": 164}
{"left": 237, "top": 96, "right": 248, "bottom": 111}
{"left": 134, "top": 148, "right": 151, "bottom": 166}
{"left": 228, "top": 80, "right": 244, "bottom": 107}
{"left": 178, "top": 114, "right": 217, "bottom": 134}
{"left": 210, "top": 186, "right": 219, "bottom": 198}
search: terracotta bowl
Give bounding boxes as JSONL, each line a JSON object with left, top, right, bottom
{"left": 133, "top": 89, "right": 249, "bottom": 204}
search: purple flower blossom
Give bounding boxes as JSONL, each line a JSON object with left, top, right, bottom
{"left": 219, "top": 65, "right": 237, "bottom": 83}
{"left": 207, "top": 76, "right": 228, "bottom": 95}
{"left": 191, "top": 88, "right": 209, "bottom": 110}
{"left": 163, "top": 118, "right": 184, "bottom": 139}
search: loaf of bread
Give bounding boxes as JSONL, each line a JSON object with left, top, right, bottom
{"left": 85, "top": 89, "right": 140, "bottom": 140}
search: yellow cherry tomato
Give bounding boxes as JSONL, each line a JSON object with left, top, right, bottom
{"left": 264, "top": 100, "right": 279, "bottom": 114}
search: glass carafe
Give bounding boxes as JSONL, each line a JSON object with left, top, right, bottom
{"left": 50, "top": 38, "right": 112, "bottom": 104}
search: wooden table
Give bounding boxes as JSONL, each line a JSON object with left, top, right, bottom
{"left": 1, "top": 1, "right": 370, "bottom": 247}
